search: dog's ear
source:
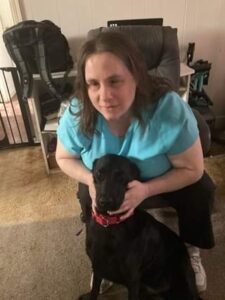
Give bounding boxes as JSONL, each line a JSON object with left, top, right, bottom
{"left": 92, "top": 158, "right": 99, "bottom": 172}
{"left": 129, "top": 162, "right": 140, "bottom": 180}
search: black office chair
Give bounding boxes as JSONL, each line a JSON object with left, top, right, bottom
{"left": 87, "top": 26, "right": 211, "bottom": 209}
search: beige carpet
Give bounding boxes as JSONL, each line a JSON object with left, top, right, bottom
{"left": 0, "top": 146, "right": 225, "bottom": 300}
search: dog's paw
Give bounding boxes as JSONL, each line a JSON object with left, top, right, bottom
{"left": 76, "top": 292, "right": 91, "bottom": 300}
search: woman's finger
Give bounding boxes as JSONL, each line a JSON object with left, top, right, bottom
{"left": 127, "top": 180, "right": 137, "bottom": 188}
{"left": 120, "top": 208, "right": 134, "bottom": 220}
{"left": 92, "top": 202, "right": 96, "bottom": 213}
{"left": 108, "top": 203, "right": 128, "bottom": 215}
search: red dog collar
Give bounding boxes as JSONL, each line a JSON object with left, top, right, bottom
{"left": 92, "top": 211, "right": 132, "bottom": 227}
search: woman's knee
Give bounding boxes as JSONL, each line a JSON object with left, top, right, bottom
{"left": 170, "top": 172, "right": 215, "bottom": 248}
{"left": 186, "top": 171, "right": 215, "bottom": 211}
{"left": 166, "top": 171, "right": 215, "bottom": 211}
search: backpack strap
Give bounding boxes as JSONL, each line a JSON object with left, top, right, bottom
{"left": 34, "top": 27, "right": 63, "bottom": 101}
{"left": 39, "top": 20, "right": 74, "bottom": 98}
{"left": 3, "top": 29, "right": 33, "bottom": 101}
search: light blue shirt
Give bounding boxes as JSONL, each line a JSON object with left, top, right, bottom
{"left": 57, "top": 91, "right": 199, "bottom": 180}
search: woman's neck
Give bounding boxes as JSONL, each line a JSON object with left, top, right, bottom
{"left": 107, "top": 115, "right": 131, "bottom": 137}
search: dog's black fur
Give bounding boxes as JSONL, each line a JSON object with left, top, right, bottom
{"left": 78, "top": 154, "right": 202, "bottom": 300}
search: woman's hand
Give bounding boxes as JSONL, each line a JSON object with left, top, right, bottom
{"left": 87, "top": 175, "right": 97, "bottom": 213}
{"left": 108, "top": 180, "right": 149, "bottom": 220}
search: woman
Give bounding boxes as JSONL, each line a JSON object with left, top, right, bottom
{"left": 56, "top": 31, "right": 215, "bottom": 294}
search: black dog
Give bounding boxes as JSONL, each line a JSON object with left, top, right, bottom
{"left": 78, "top": 154, "right": 202, "bottom": 300}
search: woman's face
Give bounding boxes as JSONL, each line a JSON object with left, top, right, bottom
{"left": 85, "top": 52, "right": 137, "bottom": 122}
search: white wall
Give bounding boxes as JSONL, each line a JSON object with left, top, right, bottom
{"left": 19, "top": 0, "right": 225, "bottom": 127}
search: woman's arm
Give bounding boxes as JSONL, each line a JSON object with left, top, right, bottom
{"left": 110, "top": 137, "right": 204, "bottom": 218}
{"left": 145, "top": 137, "right": 204, "bottom": 196}
{"left": 55, "top": 140, "right": 96, "bottom": 205}
{"left": 55, "top": 139, "right": 92, "bottom": 184}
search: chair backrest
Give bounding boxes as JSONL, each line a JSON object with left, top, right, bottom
{"left": 87, "top": 25, "right": 180, "bottom": 90}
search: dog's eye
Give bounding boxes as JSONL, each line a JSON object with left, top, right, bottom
{"left": 94, "top": 170, "right": 105, "bottom": 182}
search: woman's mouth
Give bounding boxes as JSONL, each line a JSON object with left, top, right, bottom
{"left": 101, "top": 105, "right": 117, "bottom": 110}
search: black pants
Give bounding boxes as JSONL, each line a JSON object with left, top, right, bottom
{"left": 76, "top": 171, "right": 215, "bottom": 249}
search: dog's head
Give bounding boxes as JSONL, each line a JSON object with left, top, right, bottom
{"left": 92, "top": 154, "right": 140, "bottom": 214}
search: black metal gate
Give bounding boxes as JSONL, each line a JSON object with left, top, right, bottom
{"left": 0, "top": 67, "right": 35, "bottom": 149}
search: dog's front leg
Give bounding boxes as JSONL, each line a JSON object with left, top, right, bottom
{"left": 127, "top": 282, "right": 140, "bottom": 300}
{"left": 89, "top": 272, "right": 102, "bottom": 300}
{"left": 77, "top": 272, "right": 102, "bottom": 300}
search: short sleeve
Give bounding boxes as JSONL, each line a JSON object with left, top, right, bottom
{"left": 153, "top": 92, "right": 199, "bottom": 155}
{"left": 57, "top": 98, "right": 91, "bottom": 155}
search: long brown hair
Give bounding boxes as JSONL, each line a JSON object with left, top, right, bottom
{"left": 73, "top": 31, "right": 173, "bottom": 136}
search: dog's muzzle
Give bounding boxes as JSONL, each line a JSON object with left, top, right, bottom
{"left": 96, "top": 195, "right": 117, "bottom": 212}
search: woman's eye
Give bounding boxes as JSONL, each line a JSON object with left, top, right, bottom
{"left": 86, "top": 81, "right": 99, "bottom": 89}
{"left": 110, "top": 79, "right": 121, "bottom": 86}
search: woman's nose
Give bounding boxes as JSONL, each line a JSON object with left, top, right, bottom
{"left": 99, "top": 84, "right": 111, "bottom": 102}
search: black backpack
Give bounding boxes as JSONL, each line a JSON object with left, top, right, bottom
{"left": 3, "top": 20, "right": 74, "bottom": 101}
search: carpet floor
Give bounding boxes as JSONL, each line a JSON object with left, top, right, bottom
{"left": 0, "top": 146, "right": 225, "bottom": 300}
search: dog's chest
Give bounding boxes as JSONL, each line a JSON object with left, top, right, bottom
{"left": 86, "top": 223, "right": 135, "bottom": 277}
{"left": 88, "top": 225, "right": 124, "bottom": 258}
